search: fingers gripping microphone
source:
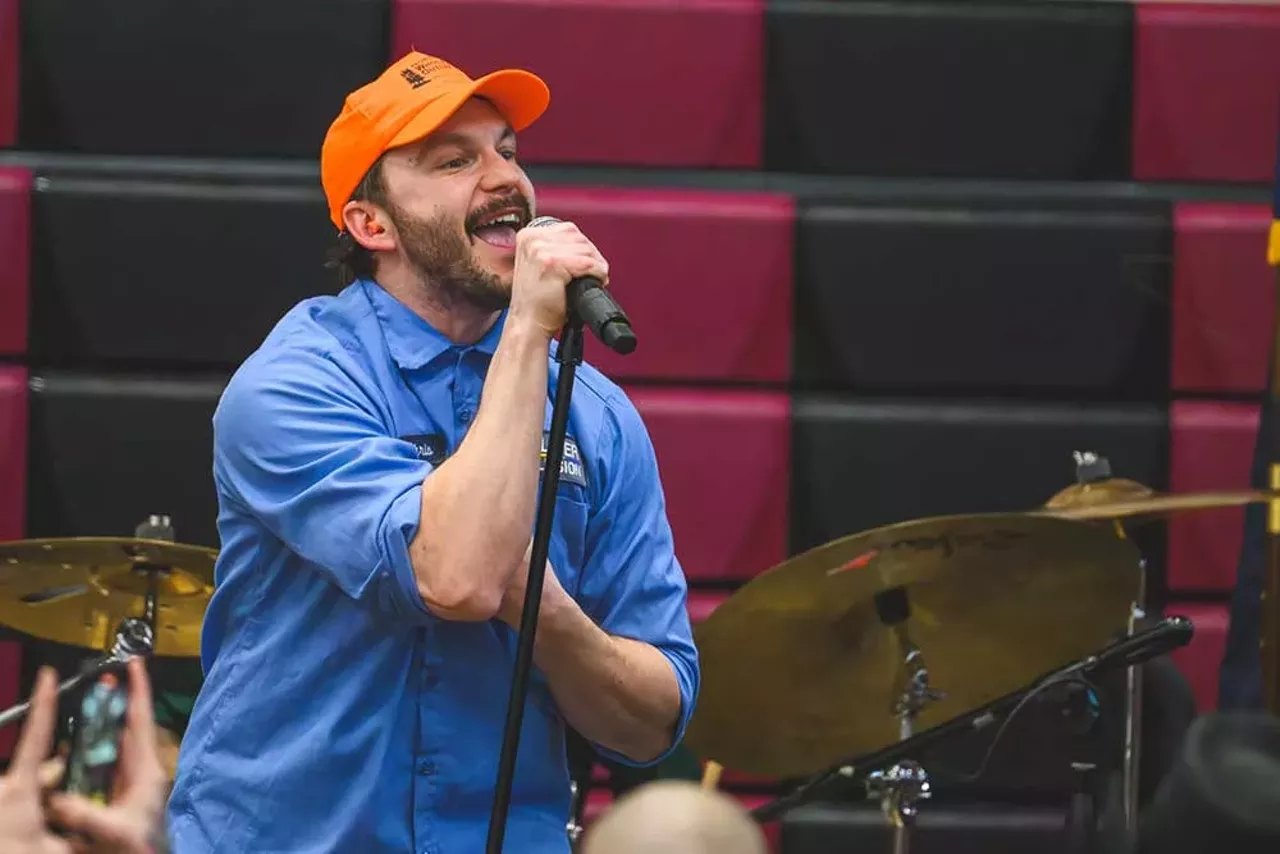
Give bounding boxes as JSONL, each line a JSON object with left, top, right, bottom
{"left": 527, "top": 216, "right": 637, "bottom": 355}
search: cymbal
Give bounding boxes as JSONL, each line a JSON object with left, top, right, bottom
{"left": 683, "top": 514, "right": 1141, "bottom": 779}
{"left": 0, "top": 538, "right": 216, "bottom": 658}
{"left": 1038, "top": 487, "right": 1274, "bottom": 523}
{"left": 1043, "top": 478, "right": 1156, "bottom": 511}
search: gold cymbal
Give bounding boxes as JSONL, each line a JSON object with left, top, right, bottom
{"left": 1038, "top": 487, "right": 1274, "bottom": 523}
{"left": 1043, "top": 478, "right": 1156, "bottom": 511}
{"left": 0, "top": 538, "right": 217, "bottom": 658}
{"left": 683, "top": 514, "right": 1140, "bottom": 779}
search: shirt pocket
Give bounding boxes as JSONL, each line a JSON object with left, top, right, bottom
{"left": 549, "top": 487, "right": 590, "bottom": 600}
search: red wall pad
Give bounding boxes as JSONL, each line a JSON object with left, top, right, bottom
{"left": 0, "top": 167, "right": 29, "bottom": 355}
{"left": 0, "top": 0, "right": 16, "bottom": 146}
{"left": 0, "top": 366, "right": 26, "bottom": 757}
{"left": 391, "top": 0, "right": 765, "bottom": 168}
{"left": 1133, "top": 2, "right": 1280, "bottom": 183}
{"left": 628, "top": 389, "right": 789, "bottom": 584}
{"left": 1167, "top": 603, "right": 1228, "bottom": 712}
{"left": 0, "top": 366, "right": 27, "bottom": 541}
{"left": 1171, "top": 203, "right": 1275, "bottom": 394}
{"left": 539, "top": 186, "right": 793, "bottom": 383}
{"left": 1168, "top": 401, "right": 1260, "bottom": 593}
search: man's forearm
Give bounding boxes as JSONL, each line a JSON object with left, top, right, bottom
{"left": 533, "top": 594, "right": 683, "bottom": 764}
{"left": 410, "top": 318, "right": 550, "bottom": 619}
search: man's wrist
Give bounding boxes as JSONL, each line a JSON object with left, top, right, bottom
{"left": 503, "top": 311, "right": 557, "bottom": 349}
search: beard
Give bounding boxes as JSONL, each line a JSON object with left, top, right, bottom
{"left": 387, "top": 198, "right": 518, "bottom": 314}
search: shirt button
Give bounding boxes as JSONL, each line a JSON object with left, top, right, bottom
{"left": 459, "top": 408, "right": 473, "bottom": 424}
{"left": 417, "top": 760, "right": 435, "bottom": 776}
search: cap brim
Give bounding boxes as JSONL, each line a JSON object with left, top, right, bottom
{"left": 388, "top": 68, "right": 550, "bottom": 152}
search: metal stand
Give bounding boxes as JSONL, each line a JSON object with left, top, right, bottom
{"left": 0, "top": 617, "right": 154, "bottom": 730}
{"left": 867, "top": 602, "right": 944, "bottom": 854}
{"left": 486, "top": 319, "right": 585, "bottom": 854}
{"left": 1071, "top": 451, "right": 1144, "bottom": 834}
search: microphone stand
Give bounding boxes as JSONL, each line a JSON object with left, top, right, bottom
{"left": 486, "top": 315, "right": 586, "bottom": 854}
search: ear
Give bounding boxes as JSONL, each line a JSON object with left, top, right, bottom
{"left": 341, "top": 200, "right": 396, "bottom": 253}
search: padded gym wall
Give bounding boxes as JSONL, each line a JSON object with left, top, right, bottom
{"left": 765, "top": 0, "right": 1134, "bottom": 179}
{"left": 18, "top": 0, "right": 390, "bottom": 157}
{"left": 391, "top": 0, "right": 766, "bottom": 168}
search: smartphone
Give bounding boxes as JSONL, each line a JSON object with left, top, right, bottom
{"left": 60, "top": 665, "right": 129, "bottom": 804}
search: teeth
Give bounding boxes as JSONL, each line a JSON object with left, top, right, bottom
{"left": 481, "top": 212, "right": 521, "bottom": 227}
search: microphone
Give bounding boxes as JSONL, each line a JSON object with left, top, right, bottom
{"left": 526, "top": 216, "right": 637, "bottom": 355}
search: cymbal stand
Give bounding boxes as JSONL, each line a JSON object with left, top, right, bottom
{"left": 867, "top": 628, "right": 943, "bottom": 854}
{"left": 0, "top": 617, "right": 154, "bottom": 730}
{"left": 1071, "top": 451, "right": 1143, "bottom": 833}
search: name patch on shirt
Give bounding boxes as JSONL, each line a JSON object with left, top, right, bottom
{"left": 401, "top": 433, "right": 449, "bottom": 466}
{"left": 540, "top": 433, "right": 587, "bottom": 488}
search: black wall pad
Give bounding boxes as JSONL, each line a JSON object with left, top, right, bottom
{"left": 29, "top": 173, "right": 337, "bottom": 369}
{"left": 25, "top": 373, "right": 225, "bottom": 548}
{"left": 793, "top": 194, "right": 1171, "bottom": 396}
{"left": 18, "top": 0, "right": 389, "bottom": 158}
{"left": 764, "top": 0, "right": 1133, "bottom": 180}
{"left": 789, "top": 396, "right": 1168, "bottom": 553}
{"left": 779, "top": 802, "right": 1068, "bottom": 854}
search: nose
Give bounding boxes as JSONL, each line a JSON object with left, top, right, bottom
{"left": 478, "top": 148, "right": 522, "bottom": 193}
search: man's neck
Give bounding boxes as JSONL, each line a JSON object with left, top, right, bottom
{"left": 374, "top": 269, "right": 499, "bottom": 347}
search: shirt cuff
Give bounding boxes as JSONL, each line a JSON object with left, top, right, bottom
{"left": 592, "top": 645, "right": 699, "bottom": 769}
{"left": 375, "top": 483, "right": 432, "bottom": 622}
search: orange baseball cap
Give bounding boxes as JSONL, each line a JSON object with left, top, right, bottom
{"left": 320, "top": 51, "right": 550, "bottom": 230}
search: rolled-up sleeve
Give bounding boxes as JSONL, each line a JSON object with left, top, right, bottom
{"left": 212, "top": 347, "right": 434, "bottom": 626}
{"left": 577, "top": 394, "right": 700, "bottom": 767}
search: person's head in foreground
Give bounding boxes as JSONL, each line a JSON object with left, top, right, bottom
{"left": 321, "top": 50, "right": 549, "bottom": 325}
{"left": 582, "top": 781, "right": 768, "bottom": 854}
{"left": 1111, "top": 711, "right": 1280, "bottom": 854}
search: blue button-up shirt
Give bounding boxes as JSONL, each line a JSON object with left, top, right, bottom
{"left": 166, "top": 279, "right": 700, "bottom": 853}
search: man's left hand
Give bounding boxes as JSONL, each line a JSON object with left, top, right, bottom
{"left": 496, "top": 543, "right": 568, "bottom": 630}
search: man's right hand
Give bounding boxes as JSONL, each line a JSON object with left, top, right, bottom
{"left": 509, "top": 220, "right": 610, "bottom": 338}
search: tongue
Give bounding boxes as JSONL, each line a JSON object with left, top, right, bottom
{"left": 474, "top": 224, "right": 517, "bottom": 250}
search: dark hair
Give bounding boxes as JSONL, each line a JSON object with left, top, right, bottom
{"left": 325, "top": 156, "right": 389, "bottom": 286}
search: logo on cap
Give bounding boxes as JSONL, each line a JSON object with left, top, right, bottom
{"left": 401, "top": 68, "right": 430, "bottom": 89}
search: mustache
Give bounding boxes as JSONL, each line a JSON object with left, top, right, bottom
{"left": 465, "top": 194, "right": 533, "bottom": 233}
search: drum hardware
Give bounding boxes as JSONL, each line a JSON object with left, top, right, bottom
{"left": 1050, "top": 451, "right": 1147, "bottom": 835}
{"left": 865, "top": 599, "right": 945, "bottom": 854}
{"left": 685, "top": 512, "right": 1144, "bottom": 779}
{"left": 0, "top": 519, "right": 216, "bottom": 658}
{"left": 0, "top": 616, "right": 154, "bottom": 730}
{"left": 1266, "top": 464, "right": 1280, "bottom": 714}
{"left": 566, "top": 778, "right": 585, "bottom": 846}
{"left": 746, "top": 616, "right": 1194, "bottom": 834}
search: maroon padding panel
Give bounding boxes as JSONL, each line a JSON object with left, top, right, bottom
{"left": 541, "top": 186, "right": 793, "bottom": 383}
{"left": 0, "top": 0, "right": 16, "bottom": 146}
{"left": 629, "top": 388, "right": 789, "bottom": 584}
{"left": 1168, "top": 603, "right": 1227, "bottom": 712}
{"left": 391, "top": 0, "right": 764, "bottom": 168}
{"left": 0, "top": 366, "right": 28, "bottom": 759}
{"left": 1171, "top": 203, "right": 1274, "bottom": 394}
{"left": 0, "top": 167, "right": 30, "bottom": 355}
{"left": 1133, "top": 3, "right": 1280, "bottom": 183}
{"left": 1168, "top": 401, "right": 1260, "bottom": 592}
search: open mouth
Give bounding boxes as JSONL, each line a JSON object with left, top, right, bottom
{"left": 469, "top": 206, "right": 528, "bottom": 251}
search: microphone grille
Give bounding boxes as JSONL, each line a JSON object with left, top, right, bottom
{"left": 527, "top": 216, "right": 562, "bottom": 228}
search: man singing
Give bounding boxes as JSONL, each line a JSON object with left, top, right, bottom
{"left": 166, "top": 51, "right": 699, "bottom": 852}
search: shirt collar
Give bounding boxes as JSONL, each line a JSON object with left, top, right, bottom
{"left": 361, "top": 279, "right": 505, "bottom": 370}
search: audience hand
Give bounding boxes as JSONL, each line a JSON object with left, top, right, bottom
{"left": 47, "top": 657, "right": 168, "bottom": 854}
{"left": 0, "top": 666, "right": 73, "bottom": 853}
